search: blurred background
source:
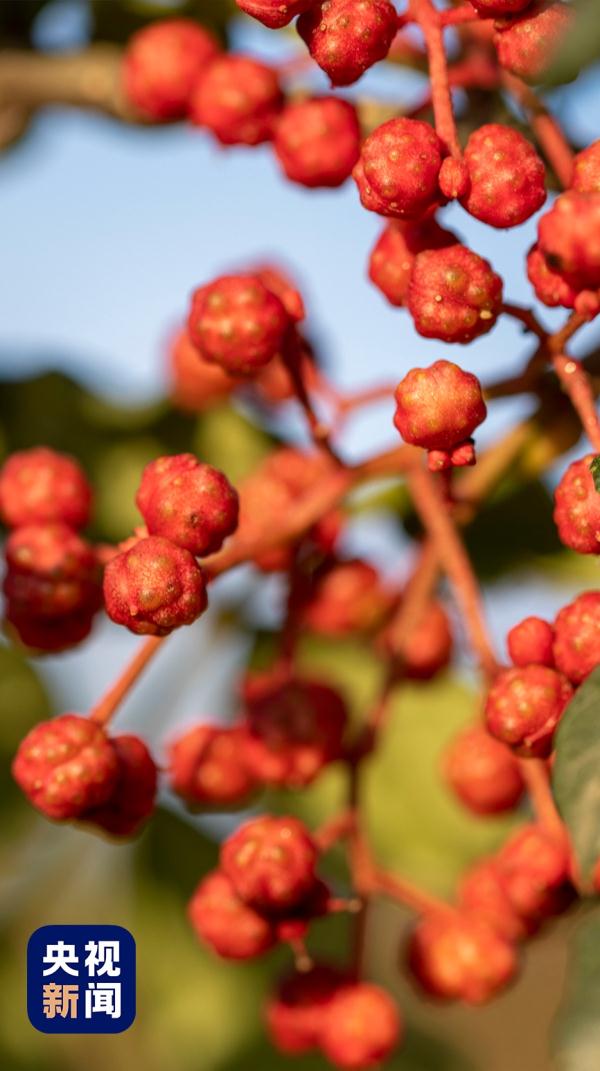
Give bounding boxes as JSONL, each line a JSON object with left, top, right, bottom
{"left": 1, "top": 1, "right": 600, "bottom": 1068}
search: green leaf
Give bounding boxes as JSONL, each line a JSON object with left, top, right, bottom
{"left": 552, "top": 907, "right": 600, "bottom": 1071}
{"left": 544, "top": 0, "right": 600, "bottom": 86}
{"left": 589, "top": 456, "right": 600, "bottom": 494}
{"left": 553, "top": 666, "right": 600, "bottom": 891}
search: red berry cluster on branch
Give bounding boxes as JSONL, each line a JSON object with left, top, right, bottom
{"left": 8, "top": 3, "right": 600, "bottom": 1067}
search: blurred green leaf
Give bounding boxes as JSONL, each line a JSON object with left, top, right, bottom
{"left": 590, "top": 456, "right": 600, "bottom": 494}
{"left": 553, "top": 667, "right": 600, "bottom": 892}
{"left": 193, "top": 402, "right": 277, "bottom": 484}
{"left": 552, "top": 906, "right": 600, "bottom": 1071}
{"left": 0, "top": 643, "right": 49, "bottom": 812}
{"left": 544, "top": 0, "right": 600, "bottom": 86}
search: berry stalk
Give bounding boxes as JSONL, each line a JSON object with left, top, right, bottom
{"left": 410, "top": 0, "right": 461, "bottom": 157}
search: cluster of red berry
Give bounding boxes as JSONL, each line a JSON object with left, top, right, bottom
{"left": 5, "top": 0, "right": 600, "bottom": 1066}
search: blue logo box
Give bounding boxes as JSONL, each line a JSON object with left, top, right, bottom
{"left": 27, "top": 925, "right": 136, "bottom": 1034}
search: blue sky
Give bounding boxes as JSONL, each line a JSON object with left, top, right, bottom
{"left": 1, "top": 2, "right": 600, "bottom": 713}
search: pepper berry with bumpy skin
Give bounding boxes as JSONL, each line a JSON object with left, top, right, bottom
{"left": 353, "top": 118, "right": 446, "bottom": 220}
{"left": 494, "top": 2, "right": 573, "bottom": 83}
{"left": 538, "top": 192, "right": 600, "bottom": 291}
{"left": 368, "top": 220, "right": 458, "bottom": 308}
{"left": 0, "top": 447, "right": 92, "bottom": 530}
{"left": 572, "top": 140, "right": 600, "bottom": 194}
{"left": 394, "top": 360, "right": 487, "bottom": 452}
{"left": 408, "top": 912, "right": 517, "bottom": 1004}
{"left": 266, "top": 965, "right": 347, "bottom": 1055}
{"left": 484, "top": 665, "right": 573, "bottom": 757}
{"left": 303, "top": 560, "right": 390, "bottom": 636}
{"left": 554, "top": 455, "right": 600, "bottom": 555}
{"left": 169, "top": 328, "right": 236, "bottom": 412}
{"left": 236, "top": 0, "right": 316, "bottom": 27}
{"left": 460, "top": 124, "right": 546, "bottom": 229}
{"left": 188, "top": 274, "right": 290, "bottom": 376}
{"left": 443, "top": 726, "right": 525, "bottom": 815}
{"left": 297, "top": 0, "right": 398, "bottom": 87}
{"left": 136, "top": 453, "right": 238, "bottom": 557}
{"left": 12, "top": 714, "right": 118, "bottom": 821}
{"left": 4, "top": 523, "right": 100, "bottom": 620}
{"left": 496, "top": 824, "right": 573, "bottom": 924}
{"left": 189, "top": 870, "right": 276, "bottom": 959}
{"left": 189, "top": 56, "right": 283, "bottom": 147}
{"left": 553, "top": 591, "right": 600, "bottom": 686}
{"left": 103, "top": 535, "right": 208, "bottom": 636}
{"left": 123, "top": 19, "right": 219, "bottom": 121}
{"left": 243, "top": 674, "right": 348, "bottom": 787}
{"left": 526, "top": 244, "right": 579, "bottom": 309}
{"left": 319, "top": 983, "right": 402, "bottom": 1069}
{"left": 84, "top": 734, "right": 157, "bottom": 837}
{"left": 508, "top": 615, "right": 555, "bottom": 668}
{"left": 459, "top": 860, "right": 528, "bottom": 943}
{"left": 381, "top": 600, "right": 453, "bottom": 680}
{"left": 168, "top": 724, "right": 257, "bottom": 807}
{"left": 407, "top": 245, "right": 503, "bottom": 343}
{"left": 274, "top": 97, "right": 361, "bottom": 189}
{"left": 220, "top": 815, "right": 318, "bottom": 913}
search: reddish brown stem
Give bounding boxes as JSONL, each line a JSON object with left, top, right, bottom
{"left": 519, "top": 759, "right": 566, "bottom": 841}
{"left": 371, "top": 868, "right": 455, "bottom": 917}
{"left": 501, "top": 72, "right": 574, "bottom": 188}
{"left": 410, "top": 0, "right": 461, "bottom": 156}
{"left": 89, "top": 635, "right": 164, "bottom": 726}
{"left": 407, "top": 464, "right": 499, "bottom": 679}
{"left": 553, "top": 354, "right": 600, "bottom": 452}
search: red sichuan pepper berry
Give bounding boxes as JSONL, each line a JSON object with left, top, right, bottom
{"left": 459, "top": 860, "right": 528, "bottom": 943}
{"left": 494, "top": 1, "right": 573, "bottom": 83}
{"left": 103, "top": 535, "right": 208, "bottom": 636}
{"left": 495, "top": 824, "right": 574, "bottom": 924}
{"left": 572, "top": 140, "right": 600, "bottom": 194}
{"left": 507, "top": 615, "right": 555, "bottom": 667}
{"left": 273, "top": 97, "right": 361, "bottom": 189}
{"left": 484, "top": 664, "right": 573, "bottom": 757}
{"left": 189, "top": 870, "right": 277, "bottom": 959}
{"left": 538, "top": 193, "right": 600, "bottom": 291}
{"left": 236, "top": 0, "right": 316, "bottom": 27}
{"left": 168, "top": 724, "right": 257, "bottom": 807}
{"left": 188, "top": 274, "right": 290, "bottom": 376}
{"left": 553, "top": 591, "right": 600, "bottom": 685}
{"left": 407, "top": 245, "right": 503, "bottom": 343}
{"left": 554, "top": 455, "right": 600, "bottom": 555}
{"left": 12, "top": 714, "right": 118, "bottom": 821}
{"left": 242, "top": 674, "right": 348, "bottom": 787}
{"left": 84, "top": 734, "right": 158, "bottom": 837}
{"left": 5, "top": 603, "right": 97, "bottom": 654}
{"left": 189, "top": 55, "right": 283, "bottom": 146}
{"left": 319, "top": 983, "right": 402, "bottom": 1069}
{"left": 220, "top": 815, "right": 319, "bottom": 913}
{"left": 169, "top": 328, "right": 236, "bottom": 412}
{"left": 266, "top": 965, "right": 347, "bottom": 1055}
{"left": 122, "top": 19, "right": 219, "bottom": 121}
{"left": 3, "top": 523, "right": 100, "bottom": 619}
{"left": 297, "top": 0, "right": 398, "bottom": 87}
{"left": 470, "top": 0, "right": 532, "bottom": 12}
{"left": 353, "top": 118, "right": 446, "bottom": 220}
{"left": 460, "top": 124, "right": 546, "bottom": 228}
{"left": 408, "top": 912, "right": 517, "bottom": 1004}
{"left": 443, "top": 725, "right": 525, "bottom": 815}
{"left": 381, "top": 600, "right": 453, "bottom": 680}
{"left": 136, "top": 453, "right": 238, "bottom": 557}
{"left": 368, "top": 219, "right": 458, "bottom": 308}
{"left": 303, "top": 559, "right": 391, "bottom": 636}
{"left": 527, "top": 244, "right": 579, "bottom": 309}
{"left": 0, "top": 447, "right": 92, "bottom": 530}
{"left": 393, "top": 360, "right": 487, "bottom": 462}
